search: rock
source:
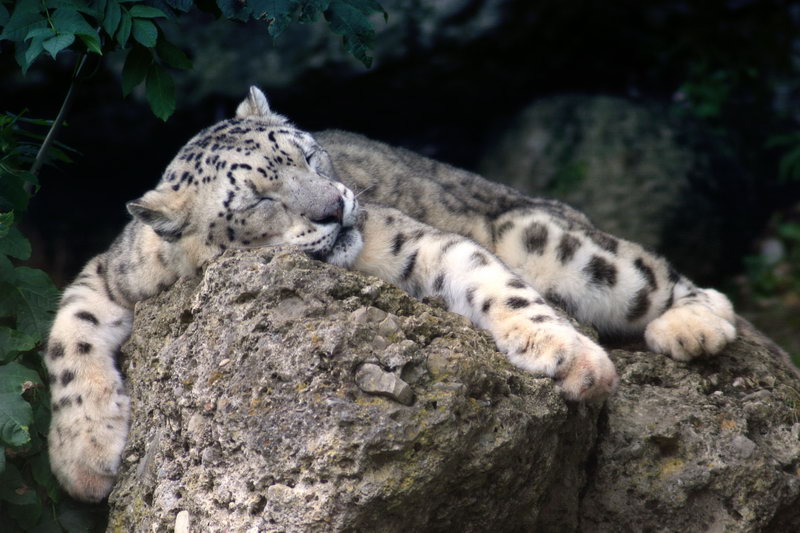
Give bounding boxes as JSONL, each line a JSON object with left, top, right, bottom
{"left": 107, "top": 249, "right": 800, "bottom": 532}
{"left": 479, "top": 94, "right": 748, "bottom": 280}
{"left": 107, "top": 248, "right": 597, "bottom": 532}
{"left": 354, "top": 363, "right": 414, "bottom": 405}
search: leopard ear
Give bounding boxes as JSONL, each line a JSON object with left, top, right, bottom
{"left": 127, "top": 189, "right": 189, "bottom": 242}
{"left": 236, "top": 86, "right": 271, "bottom": 118}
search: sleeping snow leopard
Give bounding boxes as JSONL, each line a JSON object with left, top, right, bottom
{"left": 45, "top": 86, "right": 736, "bottom": 502}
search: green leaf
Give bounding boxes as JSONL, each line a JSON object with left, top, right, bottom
{"left": 325, "top": 0, "right": 379, "bottom": 67}
{"left": 216, "top": 0, "right": 251, "bottom": 21}
{"left": 122, "top": 45, "right": 152, "bottom": 96}
{"left": 0, "top": 212, "right": 12, "bottom": 239}
{"left": 0, "top": 464, "right": 37, "bottom": 506}
{"left": 0, "top": 361, "right": 42, "bottom": 395}
{"left": 0, "top": 254, "right": 15, "bottom": 284}
{"left": 51, "top": 8, "right": 96, "bottom": 36}
{"left": 165, "top": 0, "right": 193, "bottom": 11}
{"left": 249, "top": 0, "right": 295, "bottom": 37}
{"left": 132, "top": 18, "right": 157, "bottom": 47}
{"left": 78, "top": 32, "right": 102, "bottom": 54}
{"left": 145, "top": 63, "right": 176, "bottom": 121}
{"left": 128, "top": 5, "right": 167, "bottom": 18}
{"left": 0, "top": 225, "right": 32, "bottom": 260}
{"left": 103, "top": 0, "right": 122, "bottom": 36}
{"left": 0, "top": 448, "right": 5, "bottom": 474}
{"left": 0, "top": 171, "right": 31, "bottom": 213}
{"left": 0, "top": 4, "right": 10, "bottom": 27}
{"left": 24, "top": 27, "right": 56, "bottom": 41}
{"left": 0, "top": 327, "right": 39, "bottom": 363}
{"left": 0, "top": 267, "right": 59, "bottom": 339}
{"left": 297, "top": 0, "right": 329, "bottom": 23}
{"left": 42, "top": 33, "right": 75, "bottom": 58}
{"left": 7, "top": 501, "right": 44, "bottom": 529}
{"left": 155, "top": 36, "right": 191, "bottom": 69}
{"left": 115, "top": 12, "right": 132, "bottom": 46}
{"left": 0, "top": 0, "right": 45, "bottom": 42}
{"left": 23, "top": 36, "right": 45, "bottom": 68}
{"left": 0, "top": 392, "right": 33, "bottom": 447}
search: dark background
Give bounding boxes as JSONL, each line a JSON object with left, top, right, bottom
{"left": 3, "top": 0, "right": 800, "bottom": 353}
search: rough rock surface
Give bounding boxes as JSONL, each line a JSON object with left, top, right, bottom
{"left": 107, "top": 249, "right": 800, "bottom": 532}
{"left": 107, "top": 249, "right": 598, "bottom": 532}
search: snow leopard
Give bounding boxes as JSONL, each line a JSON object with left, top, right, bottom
{"left": 44, "top": 87, "right": 736, "bottom": 502}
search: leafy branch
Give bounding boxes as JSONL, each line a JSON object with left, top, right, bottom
{"left": 0, "top": 0, "right": 386, "bottom": 530}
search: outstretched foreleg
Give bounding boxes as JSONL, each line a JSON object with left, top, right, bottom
{"left": 350, "top": 205, "right": 618, "bottom": 400}
{"left": 45, "top": 255, "right": 133, "bottom": 502}
{"left": 490, "top": 208, "right": 736, "bottom": 360}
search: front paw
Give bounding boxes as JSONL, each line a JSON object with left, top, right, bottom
{"left": 48, "top": 394, "right": 129, "bottom": 502}
{"left": 645, "top": 289, "right": 736, "bottom": 361}
{"left": 497, "top": 318, "right": 618, "bottom": 401}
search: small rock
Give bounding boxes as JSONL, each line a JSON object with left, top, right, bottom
{"left": 377, "top": 315, "right": 401, "bottom": 337}
{"left": 174, "top": 510, "right": 190, "bottom": 533}
{"left": 351, "top": 306, "right": 388, "bottom": 324}
{"left": 355, "top": 363, "right": 414, "bottom": 405}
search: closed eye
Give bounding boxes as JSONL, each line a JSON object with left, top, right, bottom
{"left": 246, "top": 196, "right": 275, "bottom": 210}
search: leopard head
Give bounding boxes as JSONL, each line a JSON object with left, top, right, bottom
{"left": 126, "top": 87, "right": 363, "bottom": 268}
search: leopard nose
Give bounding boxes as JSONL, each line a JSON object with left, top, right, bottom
{"left": 310, "top": 197, "right": 344, "bottom": 225}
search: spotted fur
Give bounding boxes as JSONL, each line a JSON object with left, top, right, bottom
{"left": 46, "top": 87, "right": 736, "bottom": 503}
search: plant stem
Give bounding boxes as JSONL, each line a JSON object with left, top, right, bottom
{"left": 29, "top": 53, "right": 88, "bottom": 180}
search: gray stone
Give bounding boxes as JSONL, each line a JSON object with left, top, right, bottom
{"left": 354, "top": 363, "right": 414, "bottom": 405}
{"left": 107, "top": 248, "right": 800, "bottom": 532}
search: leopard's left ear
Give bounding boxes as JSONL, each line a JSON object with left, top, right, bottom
{"left": 127, "top": 188, "right": 190, "bottom": 242}
{"left": 236, "top": 86, "right": 272, "bottom": 118}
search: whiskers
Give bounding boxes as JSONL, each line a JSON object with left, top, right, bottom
{"left": 354, "top": 184, "right": 374, "bottom": 199}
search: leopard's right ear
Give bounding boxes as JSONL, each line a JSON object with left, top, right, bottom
{"left": 236, "top": 86, "right": 272, "bottom": 118}
{"left": 127, "top": 189, "right": 190, "bottom": 242}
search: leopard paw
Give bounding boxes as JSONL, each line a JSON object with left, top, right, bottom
{"left": 645, "top": 289, "right": 736, "bottom": 361}
{"left": 48, "top": 393, "right": 129, "bottom": 502}
{"left": 497, "top": 318, "right": 618, "bottom": 400}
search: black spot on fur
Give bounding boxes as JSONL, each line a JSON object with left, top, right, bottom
{"left": 530, "top": 315, "right": 551, "bottom": 323}
{"left": 49, "top": 342, "right": 65, "bottom": 359}
{"left": 523, "top": 222, "right": 549, "bottom": 254}
{"left": 392, "top": 233, "right": 406, "bottom": 255}
{"left": 471, "top": 251, "right": 489, "bottom": 267}
{"left": 58, "top": 396, "right": 72, "bottom": 408}
{"left": 77, "top": 342, "right": 92, "bottom": 355}
{"left": 75, "top": 311, "right": 99, "bottom": 325}
{"left": 385, "top": 215, "right": 395, "bottom": 225}
{"left": 61, "top": 370, "right": 75, "bottom": 387}
{"left": 584, "top": 256, "right": 617, "bottom": 287}
{"left": 401, "top": 251, "right": 418, "bottom": 280}
{"left": 507, "top": 278, "right": 526, "bottom": 289}
{"left": 433, "top": 273, "right": 445, "bottom": 293}
{"left": 506, "top": 297, "right": 530, "bottom": 309}
{"left": 556, "top": 234, "right": 581, "bottom": 264}
{"left": 588, "top": 231, "right": 619, "bottom": 254}
{"left": 494, "top": 221, "right": 514, "bottom": 242}
{"left": 546, "top": 290, "right": 576, "bottom": 314}
{"left": 634, "top": 258, "right": 658, "bottom": 290}
{"left": 466, "top": 286, "right": 476, "bottom": 305}
{"left": 440, "top": 239, "right": 459, "bottom": 255}
{"left": 48, "top": 373, "right": 56, "bottom": 384}
{"left": 627, "top": 288, "right": 651, "bottom": 321}
{"left": 482, "top": 298, "right": 494, "bottom": 313}
{"left": 668, "top": 264, "right": 681, "bottom": 283}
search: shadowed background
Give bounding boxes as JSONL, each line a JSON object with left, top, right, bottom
{"left": 3, "top": 0, "right": 800, "bottom": 358}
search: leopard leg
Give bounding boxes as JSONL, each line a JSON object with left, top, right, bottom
{"left": 489, "top": 207, "right": 736, "bottom": 360}
{"left": 350, "top": 204, "right": 618, "bottom": 400}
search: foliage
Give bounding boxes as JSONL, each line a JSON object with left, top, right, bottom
{"left": 0, "top": 113, "right": 104, "bottom": 532}
{"left": 0, "top": 1, "right": 386, "bottom": 530}
{"left": 0, "top": 0, "right": 387, "bottom": 120}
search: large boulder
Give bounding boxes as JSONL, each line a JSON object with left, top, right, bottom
{"left": 107, "top": 249, "right": 800, "bottom": 532}
{"left": 107, "top": 249, "right": 598, "bottom": 532}
{"left": 479, "top": 95, "right": 750, "bottom": 281}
